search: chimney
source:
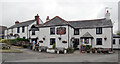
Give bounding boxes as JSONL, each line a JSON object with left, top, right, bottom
{"left": 105, "top": 10, "right": 110, "bottom": 20}
{"left": 15, "top": 21, "right": 19, "bottom": 24}
{"left": 35, "top": 14, "right": 39, "bottom": 25}
{"left": 46, "top": 16, "right": 49, "bottom": 21}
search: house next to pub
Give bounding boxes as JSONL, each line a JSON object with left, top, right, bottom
{"left": 4, "top": 14, "right": 43, "bottom": 39}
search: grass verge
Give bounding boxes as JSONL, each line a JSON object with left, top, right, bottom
{"left": 0, "top": 49, "right": 23, "bottom": 53}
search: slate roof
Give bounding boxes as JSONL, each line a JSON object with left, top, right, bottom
{"left": 8, "top": 20, "right": 36, "bottom": 29}
{"left": 42, "top": 16, "right": 69, "bottom": 27}
{"left": 113, "top": 34, "right": 120, "bottom": 38}
{"left": 41, "top": 16, "right": 112, "bottom": 28}
{"left": 68, "top": 18, "right": 113, "bottom": 29}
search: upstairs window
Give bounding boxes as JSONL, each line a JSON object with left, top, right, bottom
{"left": 22, "top": 26, "right": 25, "bottom": 33}
{"left": 32, "top": 31, "right": 35, "bottom": 35}
{"left": 50, "top": 27, "right": 55, "bottom": 35}
{"left": 74, "top": 29, "right": 79, "bottom": 35}
{"left": 17, "top": 27, "right": 20, "bottom": 33}
{"left": 96, "top": 38, "right": 102, "bottom": 45}
{"left": 96, "top": 27, "right": 102, "bottom": 34}
{"left": 113, "top": 39, "right": 115, "bottom": 45}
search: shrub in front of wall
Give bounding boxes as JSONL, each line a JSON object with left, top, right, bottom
{"left": 86, "top": 45, "right": 92, "bottom": 50}
{"left": 22, "top": 45, "right": 28, "bottom": 48}
{"left": 16, "top": 38, "right": 29, "bottom": 42}
{"left": 67, "top": 48, "right": 74, "bottom": 53}
{"left": 52, "top": 43, "right": 56, "bottom": 49}
{"left": 8, "top": 39, "right": 18, "bottom": 45}
{"left": 0, "top": 39, "right": 8, "bottom": 43}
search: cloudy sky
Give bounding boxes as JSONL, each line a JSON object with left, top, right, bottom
{"left": 0, "top": 0, "right": 120, "bottom": 33}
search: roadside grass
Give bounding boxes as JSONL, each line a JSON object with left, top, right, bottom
{"left": 0, "top": 49, "right": 23, "bottom": 53}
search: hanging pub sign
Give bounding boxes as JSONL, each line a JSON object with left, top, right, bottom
{"left": 57, "top": 27, "right": 66, "bottom": 35}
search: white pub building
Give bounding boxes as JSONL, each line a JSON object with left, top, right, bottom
{"left": 5, "top": 10, "right": 120, "bottom": 50}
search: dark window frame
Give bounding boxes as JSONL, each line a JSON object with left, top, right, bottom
{"left": 22, "top": 26, "right": 25, "bottom": 33}
{"left": 17, "top": 27, "right": 20, "bottom": 33}
{"left": 96, "top": 27, "right": 102, "bottom": 34}
{"left": 50, "top": 38, "right": 55, "bottom": 45}
{"left": 119, "top": 39, "right": 120, "bottom": 45}
{"left": 113, "top": 39, "right": 116, "bottom": 45}
{"left": 96, "top": 38, "right": 102, "bottom": 45}
{"left": 32, "top": 31, "right": 35, "bottom": 35}
{"left": 50, "top": 27, "right": 55, "bottom": 35}
{"left": 74, "top": 29, "right": 79, "bottom": 35}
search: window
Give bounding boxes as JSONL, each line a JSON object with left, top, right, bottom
{"left": 50, "top": 27, "right": 55, "bottom": 35}
{"left": 22, "top": 26, "right": 25, "bottom": 33}
{"left": 17, "top": 27, "right": 20, "bottom": 33}
{"left": 96, "top": 27, "right": 102, "bottom": 34}
{"left": 74, "top": 29, "right": 79, "bottom": 35}
{"left": 50, "top": 38, "right": 55, "bottom": 45}
{"left": 119, "top": 39, "right": 120, "bottom": 45}
{"left": 32, "top": 31, "right": 35, "bottom": 35}
{"left": 113, "top": 39, "right": 115, "bottom": 45}
{"left": 96, "top": 38, "right": 102, "bottom": 45}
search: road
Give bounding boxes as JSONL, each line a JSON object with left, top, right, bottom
{"left": 2, "top": 48, "right": 119, "bottom": 62}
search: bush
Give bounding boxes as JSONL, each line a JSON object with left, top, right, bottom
{"left": 7, "top": 38, "right": 29, "bottom": 46}
{"left": 16, "top": 38, "right": 29, "bottom": 42}
{"left": 86, "top": 45, "right": 92, "bottom": 50}
{"left": 52, "top": 43, "right": 56, "bottom": 49}
{"left": 0, "top": 39, "right": 8, "bottom": 43}
{"left": 67, "top": 48, "right": 74, "bottom": 53}
{"left": 23, "top": 45, "right": 28, "bottom": 48}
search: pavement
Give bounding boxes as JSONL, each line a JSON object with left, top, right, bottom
{"left": 1, "top": 46, "right": 119, "bottom": 62}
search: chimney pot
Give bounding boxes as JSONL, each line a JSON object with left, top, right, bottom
{"left": 35, "top": 14, "right": 39, "bottom": 25}
{"left": 46, "top": 16, "right": 49, "bottom": 21}
{"left": 15, "top": 21, "right": 19, "bottom": 24}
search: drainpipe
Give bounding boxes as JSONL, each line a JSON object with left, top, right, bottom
{"left": 27, "top": 25, "right": 29, "bottom": 39}
{"left": 111, "top": 27, "right": 113, "bottom": 51}
{"left": 68, "top": 25, "right": 69, "bottom": 48}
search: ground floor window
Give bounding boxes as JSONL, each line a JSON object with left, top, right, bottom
{"left": 50, "top": 38, "right": 55, "bottom": 45}
{"left": 113, "top": 39, "right": 115, "bottom": 45}
{"left": 96, "top": 38, "right": 102, "bottom": 45}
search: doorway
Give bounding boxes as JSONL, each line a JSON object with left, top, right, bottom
{"left": 50, "top": 38, "right": 56, "bottom": 48}
{"left": 32, "top": 38, "right": 37, "bottom": 43}
{"left": 73, "top": 38, "right": 79, "bottom": 50}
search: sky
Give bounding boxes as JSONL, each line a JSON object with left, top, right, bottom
{"left": 0, "top": 0, "right": 120, "bottom": 33}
